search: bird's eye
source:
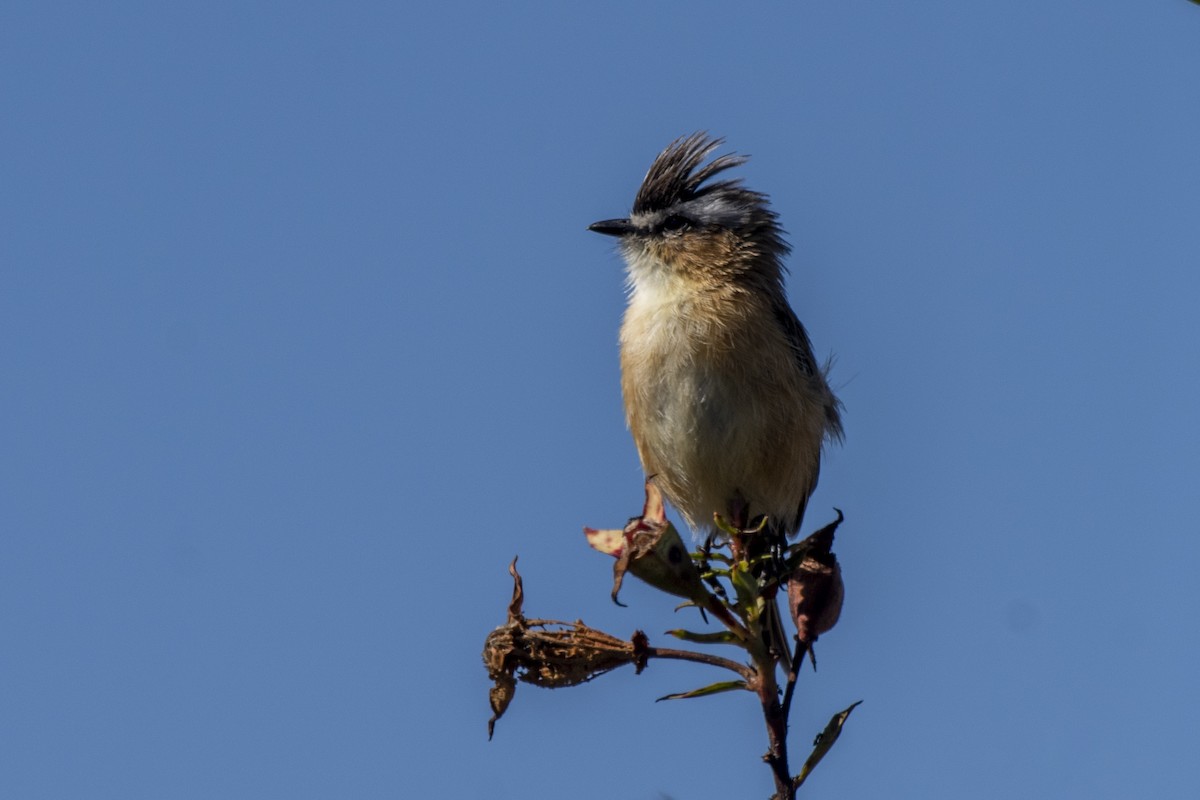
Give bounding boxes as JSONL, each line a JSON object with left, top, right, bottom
{"left": 661, "top": 214, "right": 691, "bottom": 232}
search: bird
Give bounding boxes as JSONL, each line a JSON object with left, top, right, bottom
{"left": 589, "top": 133, "right": 843, "bottom": 545}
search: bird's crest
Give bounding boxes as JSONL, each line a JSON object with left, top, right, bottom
{"left": 633, "top": 133, "right": 749, "bottom": 215}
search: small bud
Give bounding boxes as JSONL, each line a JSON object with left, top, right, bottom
{"left": 586, "top": 480, "right": 711, "bottom": 606}
{"left": 786, "top": 512, "right": 845, "bottom": 666}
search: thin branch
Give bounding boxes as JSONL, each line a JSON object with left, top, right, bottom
{"left": 752, "top": 648, "right": 793, "bottom": 799}
{"left": 642, "top": 645, "right": 755, "bottom": 682}
{"left": 702, "top": 594, "right": 750, "bottom": 639}
{"left": 780, "top": 637, "right": 808, "bottom": 723}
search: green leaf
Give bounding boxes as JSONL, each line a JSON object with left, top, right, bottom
{"left": 795, "top": 701, "right": 863, "bottom": 787}
{"left": 664, "top": 629, "right": 741, "bottom": 645}
{"left": 655, "top": 680, "right": 748, "bottom": 701}
{"left": 712, "top": 514, "right": 742, "bottom": 538}
{"left": 729, "top": 562, "right": 759, "bottom": 605}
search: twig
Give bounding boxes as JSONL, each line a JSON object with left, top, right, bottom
{"left": 780, "top": 637, "right": 808, "bottom": 723}
{"left": 753, "top": 645, "right": 793, "bottom": 799}
{"left": 702, "top": 594, "right": 750, "bottom": 640}
{"left": 641, "top": 645, "right": 755, "bottom": 682}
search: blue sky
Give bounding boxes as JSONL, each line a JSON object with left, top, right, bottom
{"left": 3, "top": 2, "right": 1199, "bottom": 798}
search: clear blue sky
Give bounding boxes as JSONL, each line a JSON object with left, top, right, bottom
{"left": 3, "top": 2, "right": 1199, "bottom": 798}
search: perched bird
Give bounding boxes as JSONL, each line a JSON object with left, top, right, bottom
{"left": 589, "top": 133, "right": 843, "bottom": 542}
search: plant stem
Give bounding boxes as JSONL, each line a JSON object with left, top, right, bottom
{"left": 780, "top": 637, "right": 807, "bottom": 723}
{"left": 641, "top": 645, "right": 754, "bottom": 682}
{"left": 702, "top": 594, "right": 750, "bottom": 640}
{"left": 754, "top": 640, "right": 793, "bottom": 799}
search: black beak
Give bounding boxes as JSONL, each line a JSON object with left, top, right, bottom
{"left": 588, "top": 218, "right": 636, "bottom": 237}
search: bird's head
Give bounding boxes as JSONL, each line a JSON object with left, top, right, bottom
{"left": 589, "top": 133, "right": 789, "bottom": 292}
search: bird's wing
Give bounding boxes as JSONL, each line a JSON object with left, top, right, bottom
{"left": 771, "top": 301, "right": 843, "bottom": 443}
